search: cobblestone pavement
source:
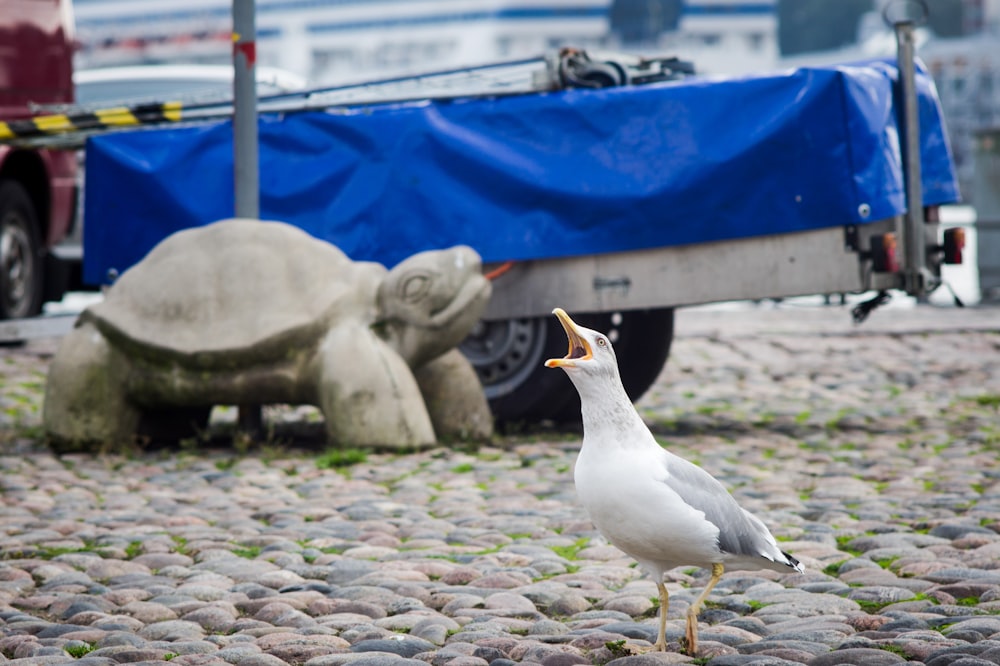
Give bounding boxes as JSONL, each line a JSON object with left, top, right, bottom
{"left": 1, "top": 304, "right": 999, "bottom": 666}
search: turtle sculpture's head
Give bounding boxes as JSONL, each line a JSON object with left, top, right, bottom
{"left": 376, "top": 245, "right": 492, "bottom": 368}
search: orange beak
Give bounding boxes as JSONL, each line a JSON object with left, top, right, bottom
{"left": 545, "top": 308, "right": 592, "bottom": 368}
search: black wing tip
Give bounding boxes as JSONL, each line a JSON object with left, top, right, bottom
{"left": 782, "top": 550, "right": 804, "bottom": 572}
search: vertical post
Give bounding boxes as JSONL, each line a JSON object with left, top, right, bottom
{"left": 975, "top": 130, "right": 1000, "bottom": 300}
{"left": 233, "top": 0, "right": 259, "bottom": 219}
{"left": 233, "top": 0, "right": 263, "bottom": 438}
{"left": 893, "top": 16, "right": 928, "bottom": 296}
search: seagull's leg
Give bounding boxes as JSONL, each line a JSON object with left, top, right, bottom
{"left": 682, "top": 563, "right": 724, "bottom": 656}
{"left": 653, "top": 580, "right": 669, "bottom": 651}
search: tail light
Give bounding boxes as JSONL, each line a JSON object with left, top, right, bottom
{"left": 943, "top": 228, "right": 965, "bottom": 264}
{"left": 870, "top": 233, "right": 899, "bottom": 273}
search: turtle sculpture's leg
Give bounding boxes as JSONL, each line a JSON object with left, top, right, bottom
{"left": 43, "top": 322, "right": 141, "bottom": 452}
{"left": 412, "top": 349, "right": 493, "bottom": 442}
{"left": 315, "top": 324, "right": 436, "bottom": 449}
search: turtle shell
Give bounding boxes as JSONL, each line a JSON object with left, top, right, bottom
{"left": 84, "top": 219, "right": 387, "bottom": 368}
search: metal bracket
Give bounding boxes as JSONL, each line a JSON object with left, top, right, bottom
{"left": 844, "top": 225, "right": 860, "bottom": 252}
{"left": 593, "top": 276, "right": 632, "bottom": 292}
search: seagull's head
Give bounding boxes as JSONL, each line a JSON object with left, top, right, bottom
{"left": 544, "top": 308, "right": 621, "bottom": 384}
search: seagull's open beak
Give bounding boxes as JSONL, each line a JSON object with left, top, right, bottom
{"left": 545, "top": 308, "right": 592, "bottom": 368}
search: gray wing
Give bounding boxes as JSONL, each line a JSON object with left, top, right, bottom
{"left": 660, "top": 451, "right": 781, "bottom": 561}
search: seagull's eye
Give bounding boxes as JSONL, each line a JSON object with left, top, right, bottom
{"left": 597, "top": 338, "right": 607, "bottom": 347}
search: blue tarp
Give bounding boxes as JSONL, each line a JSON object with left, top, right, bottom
{"left": 83, "top": 58, "right": 959, "bottom": 285}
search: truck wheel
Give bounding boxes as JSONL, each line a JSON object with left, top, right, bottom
{"left": 459, "top": 308, "right": 674, "bottom": 427}
{"left": 0, "top": 181, "right": 44, "bottom": 319}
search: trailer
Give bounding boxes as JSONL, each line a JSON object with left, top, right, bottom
{"left": 2, "top": 25, "right": 964, "bottom": 426}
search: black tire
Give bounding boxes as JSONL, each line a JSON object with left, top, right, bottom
{"left": 0, "top": 180, "right": 45, "bottom": 319}
{"left": 460, "top": 308, "right": 674, "bottom": 427}
{"left": 612, "top": 308, "right": 676, "bottom": 403}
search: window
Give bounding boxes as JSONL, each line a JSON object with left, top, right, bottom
{"left": 609, "top": 0, "right": 682, "bottom": 45}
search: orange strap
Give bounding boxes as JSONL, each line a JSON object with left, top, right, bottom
{"left": 484, "top": 261, "right": 514, "bottom": 281}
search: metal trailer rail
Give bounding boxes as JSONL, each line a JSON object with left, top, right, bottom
{"left": 1, "top": 51, "right": 693, "bottom": 150}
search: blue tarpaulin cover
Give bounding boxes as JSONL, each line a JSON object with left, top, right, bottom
{"left": 83, "top": 58, "right": 959, "bottom": 285}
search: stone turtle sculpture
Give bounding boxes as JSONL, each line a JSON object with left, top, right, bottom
{"left": 43, "top": 219, "right": 493, "bottom": 451}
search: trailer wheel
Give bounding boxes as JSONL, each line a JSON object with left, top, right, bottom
{"left": 459, "top": 308, "right": 674, "bottom": 427}
{"left": 0, "top": 180, "right": 45, "bottom": 319}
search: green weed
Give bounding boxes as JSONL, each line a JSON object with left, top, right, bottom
{"left": 855, "top": 599, "right": 892, "bottom": 613}
{"left": 316, "top": 448, "right": 367, "bottom": 469}
{"left": 549, "top": 537, "right": 590, "bottom": 561}
{"left": 877, "top": 644, "right": 909, "bottom": 658}
{"left": 171, "top": 535, "right": 190, "bottom": 555}
{"left": 873, "top": 556, "right": 899, "bottom": 570}
{"left": 64, "top": 643, "right": 96, "bottom": 658}
{"left": 835, "top": 535, "right": 863, "bottom": 556}
{"left": 974, "top": 394, "right": 1000, "bottom": 408}
{"left": 823, "top": 560, "right": 846, "bottom": 576}
{"left": 605, "top": 640, "right": 631, "bottom": 658}
{"left": 233, "top": 546, "right": 261, "bottom": 559}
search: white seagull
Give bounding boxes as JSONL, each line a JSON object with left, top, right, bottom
{"left": 545, "top": 308, "right": 802, "bottom": 655}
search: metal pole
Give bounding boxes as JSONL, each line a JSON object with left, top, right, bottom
{"left": 233, "top": 0, "right": 259, "bottom": 219}
{"left": 893, "top": 15, "right": 928, "bottom": 296}
{"left": 233, "top": 0, "right": 263, "bottom": 438}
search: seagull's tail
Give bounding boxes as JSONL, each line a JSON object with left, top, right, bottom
{"left": 781, "top": 550, "right": 804, "bottom": 574}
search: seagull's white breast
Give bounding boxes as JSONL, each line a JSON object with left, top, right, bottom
{"left": 574, "top": 440, "right": 722, "bottom": 570}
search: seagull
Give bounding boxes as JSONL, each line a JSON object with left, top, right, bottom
{"left": 544, "top": 308, "right": 802, "bottom": 655}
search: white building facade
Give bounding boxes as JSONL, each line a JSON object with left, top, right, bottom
{"left": 73, "top": 0, "right": 781, "bottom": 83}
{"left": 664, "top": 0, "right": 777, "bottom": 75}
{"left": 922, "top": 32, "right": 1000, "bottom": 202}
{"left": 73, "top": 0, "right": 614, "bottom": 84}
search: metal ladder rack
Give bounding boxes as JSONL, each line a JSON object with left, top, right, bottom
{"left": 3, "top": 49, "right": 695, "bottom": 150}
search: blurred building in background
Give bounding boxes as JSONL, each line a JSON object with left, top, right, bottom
{"left": 73, "top": 0, "right": 779, "bottom": 82}
{"left": 73, "top": 0, "right": 613, "bottom": 84}
{"left": 922, "top": 30, "right": 1000, "bottom": 203}
{"left": 609, "top": 0, "right": 777, "bottom": 74}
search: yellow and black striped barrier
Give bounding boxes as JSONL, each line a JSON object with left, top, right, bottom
{"left": 0, "top": 102, "right": 184, "bottom": 142}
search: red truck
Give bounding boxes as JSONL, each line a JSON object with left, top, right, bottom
{"left": 0, "top": 0, "right": 77, "bottom": 319}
